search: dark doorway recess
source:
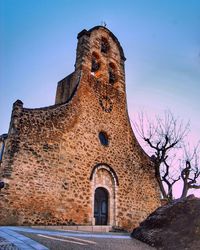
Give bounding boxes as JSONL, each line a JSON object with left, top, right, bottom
{"left": 94, "top": 187, "right": 108, "bottom": 225}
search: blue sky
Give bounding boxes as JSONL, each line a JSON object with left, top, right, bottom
{"left": 1, "top": 0, "right": 200, "bottom": 196}
{"left": 1, "top": 0, "right": 200, "bottom": 134}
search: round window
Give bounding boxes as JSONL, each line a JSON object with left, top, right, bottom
{"left": 99, "top": 132, "right": 109, "bottom": 146}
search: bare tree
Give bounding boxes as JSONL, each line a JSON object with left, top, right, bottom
{"left": 161, "top": 157, "right": 180, "bottom": 200}
{"left": 133, "top": 110, "right": 191, "bottom": 201}
{"left": 180, "top": 144, "right": 200, "bottom": 198}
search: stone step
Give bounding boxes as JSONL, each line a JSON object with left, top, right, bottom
{"left": 31, "top": 225, "right": 112, "bottom": 232}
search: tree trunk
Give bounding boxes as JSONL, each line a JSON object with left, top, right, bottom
{"left": 155, "top": 164, "right": 167, "bottom": 198}
{"left": 181, "top": 183, "right": 188, "bottom": 198}
{"left": 168, "top": 187, "right": 173, "bottom": 201}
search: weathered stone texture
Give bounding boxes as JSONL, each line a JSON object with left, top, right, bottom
{"left": 0, "top": 26, "right": 160, "bottom": 230}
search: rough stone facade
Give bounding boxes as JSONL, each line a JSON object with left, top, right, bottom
{"left": 0, "top": 26, "right": 160, "bottom": 230}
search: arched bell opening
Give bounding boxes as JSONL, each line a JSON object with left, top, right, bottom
{"left": 91, "top": 52, "right": 101, "bottom": 73}
{"left": 101, "top": 37, "right": 110, "bottom": 54}
{"left": 108, "top": 62, "right": 118, "bottom": 84}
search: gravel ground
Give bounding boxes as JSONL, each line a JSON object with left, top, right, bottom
{"left": 20, "top": 232, "right": 155, "bottom": 250}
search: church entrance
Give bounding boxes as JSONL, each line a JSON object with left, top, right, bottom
{"left": 94, "top": 187, "right": 108, "bottom": 225}
{"left": 91, "top": 164, "right": 118, "bottom": 226}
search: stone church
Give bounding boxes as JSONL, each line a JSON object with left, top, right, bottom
{"left": 0, "top": 26, "right": 160, "bottom": 230}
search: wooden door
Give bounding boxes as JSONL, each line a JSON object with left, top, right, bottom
{"left": 94, "top": 187, "right": 108, "bottom": 225}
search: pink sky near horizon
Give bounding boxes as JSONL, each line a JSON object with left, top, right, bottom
{"left": 129, "top": 109, "right": 200, "bottom": 198}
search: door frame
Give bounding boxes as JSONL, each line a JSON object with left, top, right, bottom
{"left": 90, "top": 164, "right": 119, "bottom": 226}
{"left": 94, "top": 187, "right": 109, "bottom": 225}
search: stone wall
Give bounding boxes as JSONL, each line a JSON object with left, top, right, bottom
{"left": 0, "top": 26, "right": 160, "bottom": 230}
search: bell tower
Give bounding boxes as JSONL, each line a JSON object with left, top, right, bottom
{"left": 55, "top": 26, "right": 126, "bottom": 109}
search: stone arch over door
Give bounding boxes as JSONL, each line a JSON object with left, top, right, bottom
{"left": 90, "top": 164, "right": 118, "bottom": 226}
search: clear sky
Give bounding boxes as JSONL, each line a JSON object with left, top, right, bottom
{"left": 1, "top": 0, "right": 200, "bottom": 196}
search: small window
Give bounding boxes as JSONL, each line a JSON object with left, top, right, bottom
{"left": 101, "top": 37, "right": 109, "bottom": 54}
{"left": 99, "top": 132, "right": 109, "bottom": 146}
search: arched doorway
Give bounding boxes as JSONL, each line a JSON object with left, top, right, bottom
{"left": 90, "top": 164, "right": 119, "bottom": 226}
{"left": 94, "top": 187, "right": 108, "bottom": 225}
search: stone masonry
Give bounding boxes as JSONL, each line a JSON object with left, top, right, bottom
{"left": 0, "top": 26, "right": 160, "bottom": 230}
